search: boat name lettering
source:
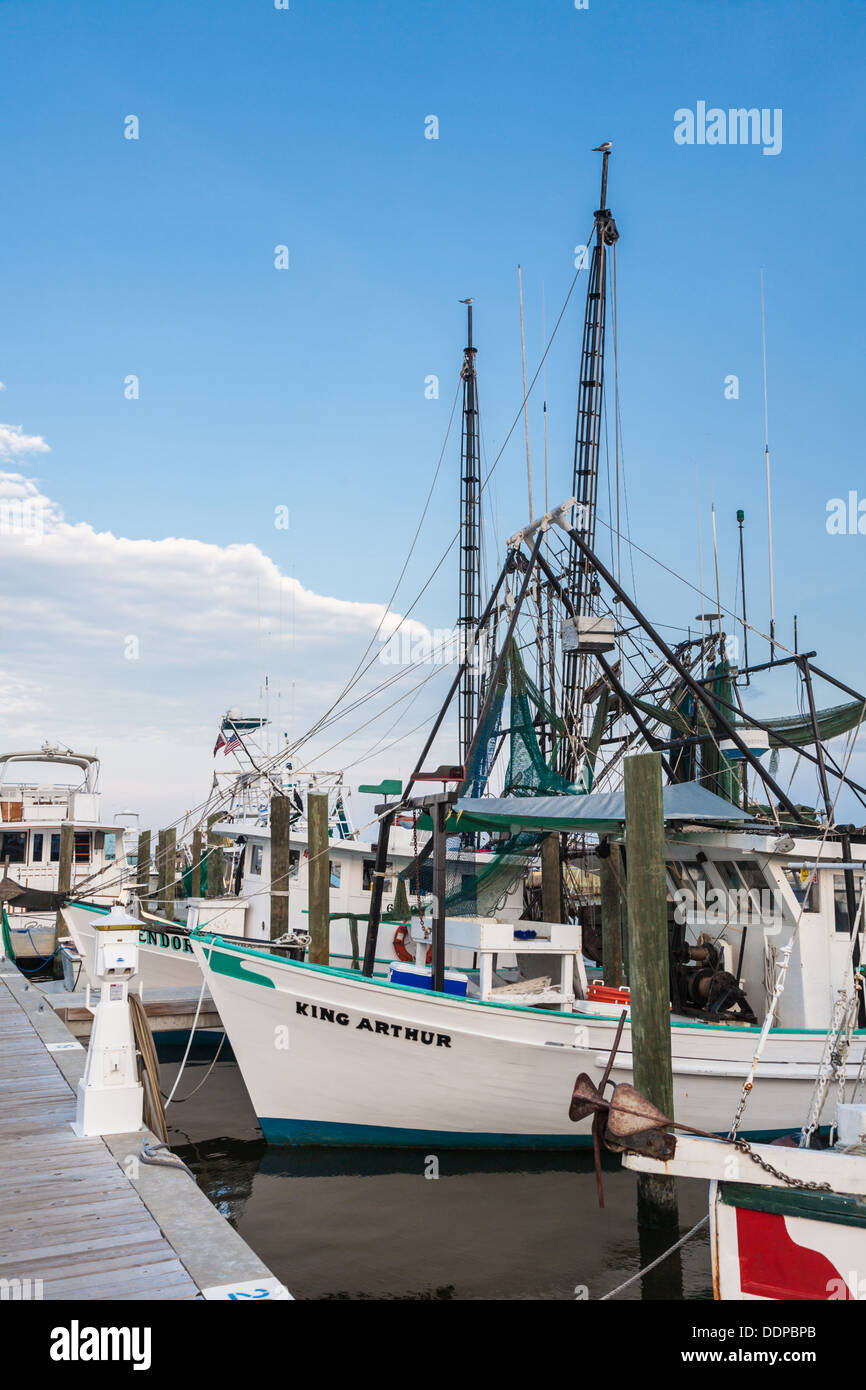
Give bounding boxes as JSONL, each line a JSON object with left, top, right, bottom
{"left": 140, "top": 929, "right": 194, "bottom": 955}
{"left": 295, "top": 1000, "right": 450, "bottom": 1047}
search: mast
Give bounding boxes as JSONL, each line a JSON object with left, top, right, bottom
{"left": 458, "top": 299, "right": 481, "bottom": 767}
{"left": 561, "top": 144, "right": 619, "bottom": 778}
{"left": 760, "top": 269, "right": 776, "bottom": 659}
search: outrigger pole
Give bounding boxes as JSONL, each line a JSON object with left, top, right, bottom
{"left": 362, "top": 533, "right": 532, "bottom": 976}
{"left": 547, "top": 515, "right": 810, "bottom": 825}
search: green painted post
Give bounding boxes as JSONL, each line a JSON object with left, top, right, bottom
{"left": 270, "top": 794, "right": 291, "bottom": 940}
{"left": 624, "top": 752, "right": 678, "bottom": 1228}
{"left": 307, "top": 792, "right": 330, "bottom": 965}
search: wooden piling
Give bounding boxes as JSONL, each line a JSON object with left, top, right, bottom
{"left": 270, "top": 794, "right": 291, "bottom": 941}
{"left": 599, "top": 843, "right": 625, "bottom": 987}
{"left": 156, "top": 829, "right": 166, "bottom": 910}
{"left": 190, "top": 829, "right": 202, "bottom": 899}
{"left": 541, "top": 834, "right": 563, "bottom": 922}
{"left": 623, "top": 752, "right": 678, "bottom": 1228}
{"left": 136, "top": 830, "right": 151, "bottom": 909}
{"left": 307, "top": 791, "right": 330, "bottom": 965}
{"left": 205, "top": 813, "right": 223, "bottom": 899}
{"left": 54, "top": 821, "right": 74, "bottom": 955}
{"left": 162, "top": 827, "right": 177, "bottom": 918}
{"left": 430, "top": 795, "right": 452, "bottom": 994}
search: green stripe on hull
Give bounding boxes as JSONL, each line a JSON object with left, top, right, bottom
{"left": 258, "top": 1116, "right": 802, "bottom": 1150}
{"left": 720, "top": 1180, "right": 866, "bottom": 1228}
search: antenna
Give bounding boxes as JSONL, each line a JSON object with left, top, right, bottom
{"left": 760, "top": 269, "right": 776, "bottom": 659}
{"left": 517, "top": 265, "right": 533, "bottom": 524}
{"left": 736, "top": 508, "right": 749, "bottom": 682}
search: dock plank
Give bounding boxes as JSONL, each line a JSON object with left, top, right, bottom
{"left": 0, "top": 980, "right": 200, "bottom": 1300}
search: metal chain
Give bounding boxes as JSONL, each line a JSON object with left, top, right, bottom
{"left": 729, "top": 1136, "right": 833, "bottom": 1192}
{"left": 412, "top": 815, "right": 425, "bottom": 929}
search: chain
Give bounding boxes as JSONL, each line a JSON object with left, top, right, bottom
{"left": 412, "top": 815, "right": 425, "bottom": 929}
{"left": 730, "top": 1137, "right": 833, "bottom": 1192}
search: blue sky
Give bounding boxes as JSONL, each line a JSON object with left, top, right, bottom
{"left": 2, "top": 0, "right": 865, "bottom": 820}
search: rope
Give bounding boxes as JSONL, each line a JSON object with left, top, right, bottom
{"left": 129, "top": 991, "right": 168, "bottom": 1142}
{"left": 599, "top": 1215, "right": 709, "bottom": 1300}
{"left": 728, "top": 704, "right": 866, "bottom": 1137}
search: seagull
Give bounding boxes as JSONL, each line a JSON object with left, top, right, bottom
{"left": 593, "top": 141, "right": 612, "bottom": 152}
{"left": 459, "top": 297, "right": 473, "bottom": 304}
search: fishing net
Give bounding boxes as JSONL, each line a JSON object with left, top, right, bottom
{"left": 440, "top": 645, "right": 581, "bottom": 917}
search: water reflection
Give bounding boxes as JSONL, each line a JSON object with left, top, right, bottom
{"left": 160, "top": 1051, "right": 713, "bottom": 1301}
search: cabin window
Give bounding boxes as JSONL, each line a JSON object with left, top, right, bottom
{"left": 783, "top": 866, "right": 820, "bottom": 912}
{"left": 250, "top": 844, "right": 263, "bottom": 876}
{"left": 50, "top": 833, "right": 61, "bottom": 862}
{"left": 104, "top": 833, "right": 116, "bottom": 861}
{"left": 73, "top": 832, "right": 91, "bottom": 864}
{"left": 289, "top": 849, "right": 300, "bottom": 880}
{"left": 832, "top": 873, "right": 864, "bottom": 933}
{"left": 32, "top": 832, "right": 44, "bottom": 863}
{"left": 363, "top": 860, "right": 392, "bottom": 892}
{"left": 1, "top": 831, "right": 27, "bottom": 865}
{"left": 329, "top": 860, "right": 341, "bottom": 887}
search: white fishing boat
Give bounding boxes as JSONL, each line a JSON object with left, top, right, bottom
{"left": 182, "top": 142, "right": 866, "bottom": 1147}
{"left": 189, "top": 788, "right": 866, "bottom": 1147}
{"left": 0, "top": 744, "right": 133, "bottom": 970}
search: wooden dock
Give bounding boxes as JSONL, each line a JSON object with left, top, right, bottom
{"left": 49, "top": 986, "right": 222, "bottom": 1040}
{"left": 0, "top": 972, "right": 289, "bottom": 1301}
{"left": 0, "top": 980, "right": 199, "bottom": 1299}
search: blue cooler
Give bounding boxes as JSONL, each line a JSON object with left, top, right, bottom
{"left": 387, "top": 962, "right": 469, "bottom": 997}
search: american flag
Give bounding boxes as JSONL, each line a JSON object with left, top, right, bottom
{"left": 213, "top": 727, "right": 241, "bottom": 756}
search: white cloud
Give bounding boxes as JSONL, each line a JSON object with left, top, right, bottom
{"left": 0, "top": 472, "right": 444, "bottom": 827}
{"left": 0, "top": 423, "right": 51, "bottom": 458}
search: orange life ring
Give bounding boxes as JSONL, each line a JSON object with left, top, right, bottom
{"left": 392, "top": 923, "right": 432, "bottom": 965}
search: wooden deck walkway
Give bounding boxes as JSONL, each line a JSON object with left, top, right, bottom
{"left": 0, "top": 980, "right": 200, "bottom": 1300}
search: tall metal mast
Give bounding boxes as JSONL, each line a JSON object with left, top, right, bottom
{"left": 458, "top": 299, "right": 481, "bottom": 766}
{"left": 561, "top": 144, "right": 619, "bottom": 778}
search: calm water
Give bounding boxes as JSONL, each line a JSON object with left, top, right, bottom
{"left": 160, "top": 1046, "right": 713, "bottom": 1301}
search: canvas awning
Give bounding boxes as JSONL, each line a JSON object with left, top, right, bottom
{"left": 446, "top": 783, "right": 752, "bottom": 834}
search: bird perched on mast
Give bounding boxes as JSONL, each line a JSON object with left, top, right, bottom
{"left": 593, "top": 141, "right": 612, "bottom": 152}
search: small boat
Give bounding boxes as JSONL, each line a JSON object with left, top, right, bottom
{"left": 0, "top": 743, "right": 133, "bottom": 971}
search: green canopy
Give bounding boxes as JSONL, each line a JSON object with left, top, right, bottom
{"left": 423, "top": 783, "right": 752, "bottom": 835}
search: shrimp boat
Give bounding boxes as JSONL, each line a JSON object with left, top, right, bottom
{"left": 188, "top": 144, "right": 866, "bottom": 1148}
{"left": 190, "top": 788, "right": 866, "bottom": 1146}
{"left": 0, "top": 744, "right": 132, "bottom": 971}
{"left": 63, "top": 717, "right": 522, "bottom": 989}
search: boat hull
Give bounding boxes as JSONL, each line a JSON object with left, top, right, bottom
{"left": 191, "top": 935, "right": 860, "bottom": 1148}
